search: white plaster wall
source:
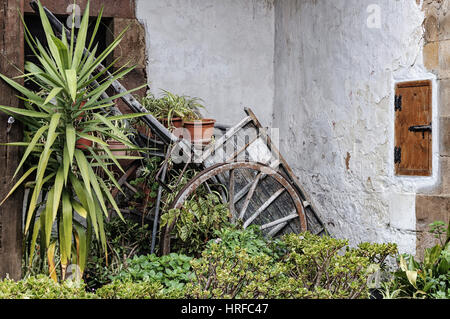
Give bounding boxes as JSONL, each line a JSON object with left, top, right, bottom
{"left": 135, "top": 0, "right": 276, "bottom": 127}
{"left": 135, "top": 0, "right": 435, "bottom": 254}
{"left": 273, "top": 0, "right": 436, "bottom": 254}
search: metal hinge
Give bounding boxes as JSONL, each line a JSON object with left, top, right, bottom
{"left": 394, "top": 146, "right": 401, "bottom": 164}
{"left": 395, "top": 95, "right": 402, "bottom": 112}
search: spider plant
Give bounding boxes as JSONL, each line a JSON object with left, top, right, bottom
{"left": 141, "top": 89, "right": 204, "bottom": 127}
{"left": 0, "top": 1, "right": 147, "bottom": 280}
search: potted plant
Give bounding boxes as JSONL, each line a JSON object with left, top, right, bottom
{"left": 179, "top": 97, "right": 215, "bottom": 145}
{"left": 107, "top": 119, "right": 140, "bottom": 168}
{"left": 140, "top": 90, "right": 207, "bottom": 137}
{"left": 0, "top": 1, "right": 147, "bottom": 281}
{"left": 183, "top": 116, "right": 216, "bottom": 145}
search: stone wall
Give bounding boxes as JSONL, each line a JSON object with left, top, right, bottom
{"left": 418, "top": 0, "right": 450, "bottom": 259}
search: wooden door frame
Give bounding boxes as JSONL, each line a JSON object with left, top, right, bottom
{"left": 0, "top": 0, "right": 25, "bottom": 281}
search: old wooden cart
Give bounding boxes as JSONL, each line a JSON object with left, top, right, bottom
{"left": 34, "top": 2, "right": 326, "bottom": 255}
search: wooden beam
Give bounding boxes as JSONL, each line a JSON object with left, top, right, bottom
{"left": 0, "top": 0, "right": 24, "bottom": 280}
{"left": 24, "top": 0, "right": 136, "bottom": 19}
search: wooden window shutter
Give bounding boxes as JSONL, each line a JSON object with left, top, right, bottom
{"left": 394, "top": 80, "right": 432, "bottom": 176}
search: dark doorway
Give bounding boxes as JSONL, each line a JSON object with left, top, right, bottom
{"left": 23, "top": 12, "right": 113, "bottom": 91}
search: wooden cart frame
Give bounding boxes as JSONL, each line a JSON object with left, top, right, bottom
{"left": 30, "top": 2, "right": 326, "bottom": 254}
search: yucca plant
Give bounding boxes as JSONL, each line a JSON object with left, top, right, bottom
{"left": 0, "top": 1, "right": 147, "bottom": 280}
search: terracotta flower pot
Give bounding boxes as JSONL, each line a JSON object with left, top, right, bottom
{"left": 136, "top": 124, "right": 152, "bottom": 138}
{"left": 183, "top": 118, "right": 216, "bottom": 145}
{"left": 76, "top": 101, "right": 87, "bottom": 120}
{"left": 107, "top": 140, "right": 127, "bottom": 157}
{"left": 76, "top": 135, "right": 92, "bottom": 150}
{"left": 161, "top": 117, "right": 183, "bottom": 129}
{"left": 108, "top": 140, "right": 137, "bottom": 170}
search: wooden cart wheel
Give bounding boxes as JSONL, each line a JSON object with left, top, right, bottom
{"left": 162, "top": 161, "right": 307, "bottom": 255}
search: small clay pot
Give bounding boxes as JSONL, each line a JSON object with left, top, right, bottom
{"left": 76, "top": 136, "right": 93, "bottom": 150}
{"left": 161, "top": 117, "right": 183, "bottom": 129}
{"left": 183, "top": 118, "right": 216, "bottom": 145}
{"left": 136, "top": 124, "right": 152, "bottom": 138}
{"left": 107, "top": 140, "right": 127, "bottom": 156}
{"left": 76, "top": 101, "right": 87, "bottom": 120}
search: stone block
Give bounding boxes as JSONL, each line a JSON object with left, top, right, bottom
{"left": 438, "top": 39, "right": 450, "bottom": 78}
{"left": 441, "top": 156, "right": 450, "bottom": 194}
{"left": 424, "top": 42, "right": 439, "bottom": 70}
{"left": 113, "top": 18, "right": 147, "bottom": 69}
{"left": 439, "top": 78, "right": 450, "bottom": 117}
{"left": 415, "top": 194, "right": 449, "bottom": 259}
{"left": 416, "top": 230, "right": 440, "bottom": 261}
{"left": 438, "top": 0, "right": 450, "bottom": 41}
{"left": 415, "top": 194, "right": 450, "bottom": 232}
{"left": 424, "top": 13, "right": 439, "bottom": 42}
{"left": 440, "top": 117, "right": 450, "bottom": 156}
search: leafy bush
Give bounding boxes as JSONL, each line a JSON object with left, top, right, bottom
{"left": 113, "top": 253, "right": 195, "bottom": 291}
{"left": 160, "top": 193, "right": 231, "bottom": 256}
{"left": 0, "top": 275, "right": 184, "bottom": 299}
{"left": 389, "top": 221, "right": 449, "bottom": 299}
{"left": 0, "top": 275, "right": 94, "bottom": 299}
{"left": 207, "top": 225, "right": 286, "bottom": 260}
{"left": 276, "top": 233, "right": 397, "bottom": 299}
{"left": 185, "top": 244, "right": 283, "bottom": 299}
{"left": 95, "top": 280, "right": 173, "bottom": 299}
{"left": 184, "top": 230, "right": 397, "bottom": 299}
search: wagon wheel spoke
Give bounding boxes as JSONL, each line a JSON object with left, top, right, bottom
{"left": 260, "top": 212, "right": 298, "bottom": 230}
{"left": 267, "top": 222, "right": 288, "bottom": 237}
{"left": 228, "top": 169, "right": 236, "bottom": 222}
{"left": 232, "top": 160, "right": 280, "bottom": 205}
{"left": 243, "top": 188, "right": 285, "bottom": 229}
{"left": 239, "top": 172, "right": 263, "bottom": 220}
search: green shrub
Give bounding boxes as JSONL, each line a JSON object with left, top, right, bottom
{"left": 207, "top": 225, "right": 286, "bottom": 260}
{"left": 185, "top": 231, "right": 397, "bottom": 299}
{"left": 275, "top": 233, "right": 397, "bottom": 299}
{"left": 185, "top": 244, "right": 283, "bottom": 299}
{"left": 113, "top": 253, "right": 195, "bottom": 291}
{"left": 95, "top": 280, "right": 171, "bottom": 299}
{"left": 84, "top": 217, "right": 152, "bottom": 290}
{"left": 0, "top": 275, "right": 94, "bottom": 299}
{"left": 160, "top": 193, "right": 231, "bottom": 256}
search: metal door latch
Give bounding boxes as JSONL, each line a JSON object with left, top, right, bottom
{"left": 408, "top": 123, "right": 432, "bottom": 138}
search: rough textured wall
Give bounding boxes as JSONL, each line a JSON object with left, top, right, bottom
{"left": 273, "top": 0, "right": 433, "bottom": 254}
{"left": 136, "top": 0, "right": 275, "bottom": 126}
{"left": 418, "top": 0, "right": 450, "bottom": 260}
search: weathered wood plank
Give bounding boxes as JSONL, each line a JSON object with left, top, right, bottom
{"left": 239, "top": 172, "right": 262, "bottom": 220}
{"left": 0, "top": 0, "right": 24, "bottom": 280}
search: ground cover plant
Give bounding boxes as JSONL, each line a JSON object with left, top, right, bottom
{"left": 1, "top": 225, "right": 401, "bottom": 299}
{"left": 381, "top": 221, "right": 450, "bottom": 299}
